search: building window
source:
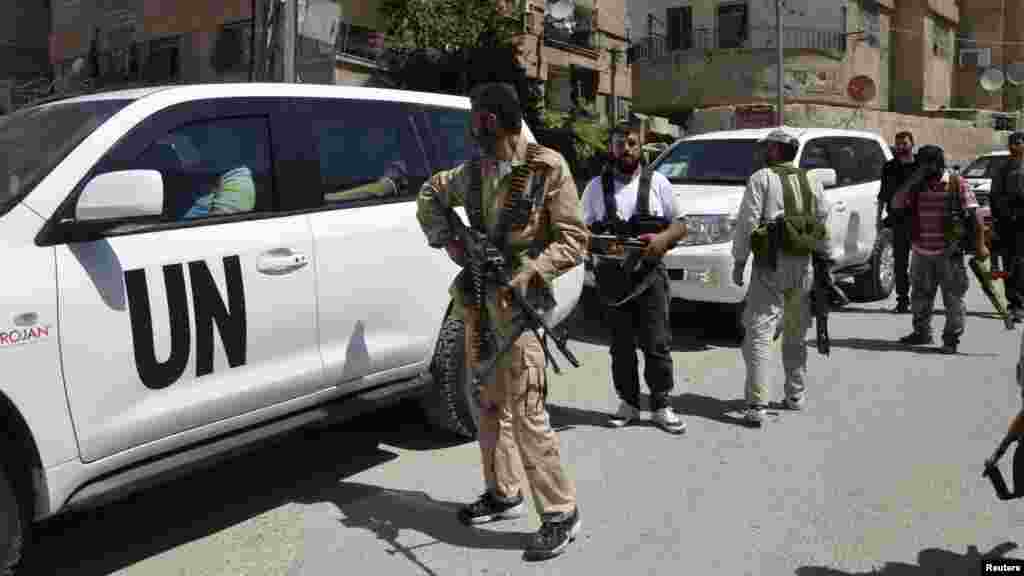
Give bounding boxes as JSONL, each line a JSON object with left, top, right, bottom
{"left": 666, "top": 6, "right": 693, "bottom": 51}
{"left": 717, "top": 2, "right": 748, "bottom": 49}
{"left": 336, "top": 21, "right": 386, "bottom": 62}
{"left": 212, "top": 20, "right": 253, "bottom": 75}
{"left": 146, "top": 37, "right": 180, "bottom": 83}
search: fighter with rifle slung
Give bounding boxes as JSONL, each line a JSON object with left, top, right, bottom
{"left": 415, "top": 83, "right": 587, "bottom": 560}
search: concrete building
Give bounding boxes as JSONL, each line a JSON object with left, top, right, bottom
{"left": 629, "top": 0, "right": 1021, "bottom": 130}
{"left": 333, "top": 0, "right": 634, "bottom": 126}
{"left": 48, "top": 0, "right": 259, "bottom": 90}
{"left": 955, "top": 0, "right": 1024, "bottom": 123}
{"left": 1, "top": 1, "right": 52, "bottom": 111}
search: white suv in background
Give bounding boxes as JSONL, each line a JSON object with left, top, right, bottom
{"left": 585, "top": 127, "right": 895, "bottom": 322}
{"left": 0, "top": 83, "right": 581, "bottom": 572}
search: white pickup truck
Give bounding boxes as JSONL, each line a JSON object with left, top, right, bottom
{"left": 586, "top": 127, "right": 896, "bottom": 329}
{"left": 0, "top": 83, "right": 583, "bottom": 571}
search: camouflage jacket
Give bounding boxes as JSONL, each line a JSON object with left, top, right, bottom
{"left": 416, "top": 137, "right": 588, "bottom": 336}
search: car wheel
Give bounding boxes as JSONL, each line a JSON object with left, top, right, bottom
{"left": 852, "top": 229, "right": 894, "bottom": 301}
{"left": 0, "top": 466, "right": 26, "bottom": 576}
{"left": 421, "top": 314, "right": 478, "bottom": 439}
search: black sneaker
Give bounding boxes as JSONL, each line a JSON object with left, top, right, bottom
{"left": 457, "top": 492, "right": 525, "bottom": 525}
{"left": 941, "top": 335, "right": 959, "bottom": 355}
{"left": 525, "top": 508, "right": 581, "bottom": 560}
{"left": 899, "top": 331, "right": 933, "bottom": 345}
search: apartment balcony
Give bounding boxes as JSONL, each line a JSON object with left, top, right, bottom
{"left": 336, "top": 22, "right": 388, "bottom": 67}
{"left": 629, "top": 25, "right": 845, "bottom": 64}
{"left": 543, "top": 21, "right": 599, "bottom": 56}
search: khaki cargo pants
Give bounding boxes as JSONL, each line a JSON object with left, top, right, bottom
{"left": 475, "top": 329, "right": 577, "bottom": 518}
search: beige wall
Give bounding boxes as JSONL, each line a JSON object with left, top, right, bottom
{"left": 923, "top": 14, "right": 955, "bottom": 110}
{"left": 690, "top": 102, "right": 1010, "bottom": 166}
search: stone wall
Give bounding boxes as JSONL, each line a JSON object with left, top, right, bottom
{"left": 689, "top": 102, "right": 1015, "bottom": 167}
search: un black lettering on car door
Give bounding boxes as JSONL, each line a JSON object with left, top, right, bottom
{"left": 124, "top": 255, "right": 246, "bottom": 389}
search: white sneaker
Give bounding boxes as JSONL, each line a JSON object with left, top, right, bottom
{"left": 783, "top": 395, "right": 805, "bottom": 411}
{"left": 652, "top": 406, "right": 687, "bottom": 434}
{"left": 607, "top": 401, "right": 640, "bottom": 428}
{"left": 743, "top": 405, "right": 767, "bottom": 427}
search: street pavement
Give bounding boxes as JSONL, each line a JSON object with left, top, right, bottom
{"left": 17, "top": 280, "right": 1024, "bottom": 576}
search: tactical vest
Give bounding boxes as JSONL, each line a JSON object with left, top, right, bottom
{"left": 595, "top": 166, "right": 669, "bottom": 237}
{"left": 910, "top": 174, "right": 976, "bottom": 253}
{"left": 751, "top": 164, "right": 826, "bottom": 259}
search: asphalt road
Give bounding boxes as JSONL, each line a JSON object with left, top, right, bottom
{"left": 17, "top": 281, "right": 1024, "bottom": 576}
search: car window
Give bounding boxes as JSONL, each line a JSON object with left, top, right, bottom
{"left": 800, "top": 137, "right": 881, "bottom": 187}
{"left": 652, "top": 139, "right": 764, "bottom": 184}
{"left": 314, "top": 101, "right": 430, "bottom": 205}
{"left": 0, "top": 99, "right": 130, "bottom": 216}
{"left": 853, "top": 137, "right": 886, "bottom": 184}
{"left": 128, "top": 116, "right": 272, "bottom": 221}
{"left": 963, "top": 155, "right": 1009, "bottom": 179}
{"left": 418, "top": 106, "right": 475, "bottom": 171}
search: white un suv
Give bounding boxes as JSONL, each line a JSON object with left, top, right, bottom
{"left": 586, "top": 127, "right": 895, "bottom": 325}
{"left": 0, "top": 83, "right": 582, "bottom": 572}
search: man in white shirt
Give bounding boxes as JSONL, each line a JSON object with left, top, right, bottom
{"left": 581, "top": 120, "right": 688, "bottom": 434}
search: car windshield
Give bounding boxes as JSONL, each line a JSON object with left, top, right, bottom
{"left": 652, "top": 139, "right": 764, "bottom": 184}
{"left": 962, "top": 155, "right": 1009, "bottom": 179}
{"left": 0, "top": 99, "right": 130, "bottom": 215}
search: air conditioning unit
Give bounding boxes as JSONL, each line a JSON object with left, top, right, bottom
{"left": 959, "top": 47, "right": 991, "bottom": 68}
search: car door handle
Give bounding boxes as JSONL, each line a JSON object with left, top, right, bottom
{"left": 258, "top": 248, "right": 309, "bottom": 275}
{"left": 833, "top": 201, "right": 847, "bottom": 213}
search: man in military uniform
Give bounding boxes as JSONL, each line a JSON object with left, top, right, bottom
{"left": 416, "top": 83, "right": 588, "bottom": 560}
{"left": 732, "top": 129, "right": 830, "bottom": 426}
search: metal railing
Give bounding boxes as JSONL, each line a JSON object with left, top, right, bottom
{"left": 629, "top": 25, "right": 845, "bottom": 63}
{"left": 543, "top": 21, "right": 597, "bottom": 51}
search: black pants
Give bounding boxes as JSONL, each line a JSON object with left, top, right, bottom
{"left": 603, "top": 268, "right": 674, "bottom": 411}
{"left": 998, "top": 220, "right": 1024, "bottom": 309}
{"left": 892, "top": 222, "right": 912, "bottom": 302}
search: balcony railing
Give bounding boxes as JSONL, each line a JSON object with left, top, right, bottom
{"left": 543, "top": 21, "right": 597, "bottom": 52}
{"left": 629, "top": 25, "right": 845, "bottom": 63}
{"left": 336, "top": 22, "right": 388, "bottom": 64}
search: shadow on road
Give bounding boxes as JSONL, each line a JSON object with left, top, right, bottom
{"left": 302, "top": 482, "right": 529, "bottom": 576}
{"left": 818, "top": 337, "right": 1001, "bottom": 357}
{"left": 548, "top": 393, "right": 768, "bottom": 431}
{"left": 564, "top": 291, "right": 742, "bottom": 352}
{"left": 548, "top": 403, "right": 615, "bottom": 431}
{"left": 18, "top": 400, "right": 473, "bottom": 576}
{"left": 671, "top": 393, "right": 761, "bottom": 428}
{"left": 796, "top": 542, "right": 1019, "bottom": 575}
{"left": 838, "top": 305, "right": 1016, "bottom": 324}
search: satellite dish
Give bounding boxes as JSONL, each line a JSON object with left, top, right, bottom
{"left": 847, "top": 75, "right": 877, "bottom": 102}
{"left": 1006, "top": 62, "right": 1024, "bottom": 86}
{"left": 71, "top": 57, "right": 85, "bottom": 76}
{"left": 981, "top": 68, "right": 1005, "bottom": 92}
{"left": 547, "top": 0, "right": 574, "bottom": 20}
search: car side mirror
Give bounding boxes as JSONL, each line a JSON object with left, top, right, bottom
{"left": 76, "top": 170, "right": 165, "bottom": 222}
{"left": 807, "top": 168, "right": 838, "bottom": 188}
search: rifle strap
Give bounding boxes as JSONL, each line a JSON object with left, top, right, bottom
{"left": 599, "top": 166, "right": 652, "bottom": 229}
{"left": 636, "top": 168, "right": 653, "bottom": 217}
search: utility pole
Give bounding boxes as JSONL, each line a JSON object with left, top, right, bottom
{"left": 776, "top": 0, "right": 785, "bottom": 126}
{"left": 609, "top": 43, "right": 619, "bottom": 137}
{"left": 282, "top": 0, "right": 296, "bottom": 82}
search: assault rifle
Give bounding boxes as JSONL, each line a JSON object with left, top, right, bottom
{"left": 439, "top": 203, "right": 581, "bottom": 390}
{"left": 810, "top": 254, "right": 848, "bottom": 356}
